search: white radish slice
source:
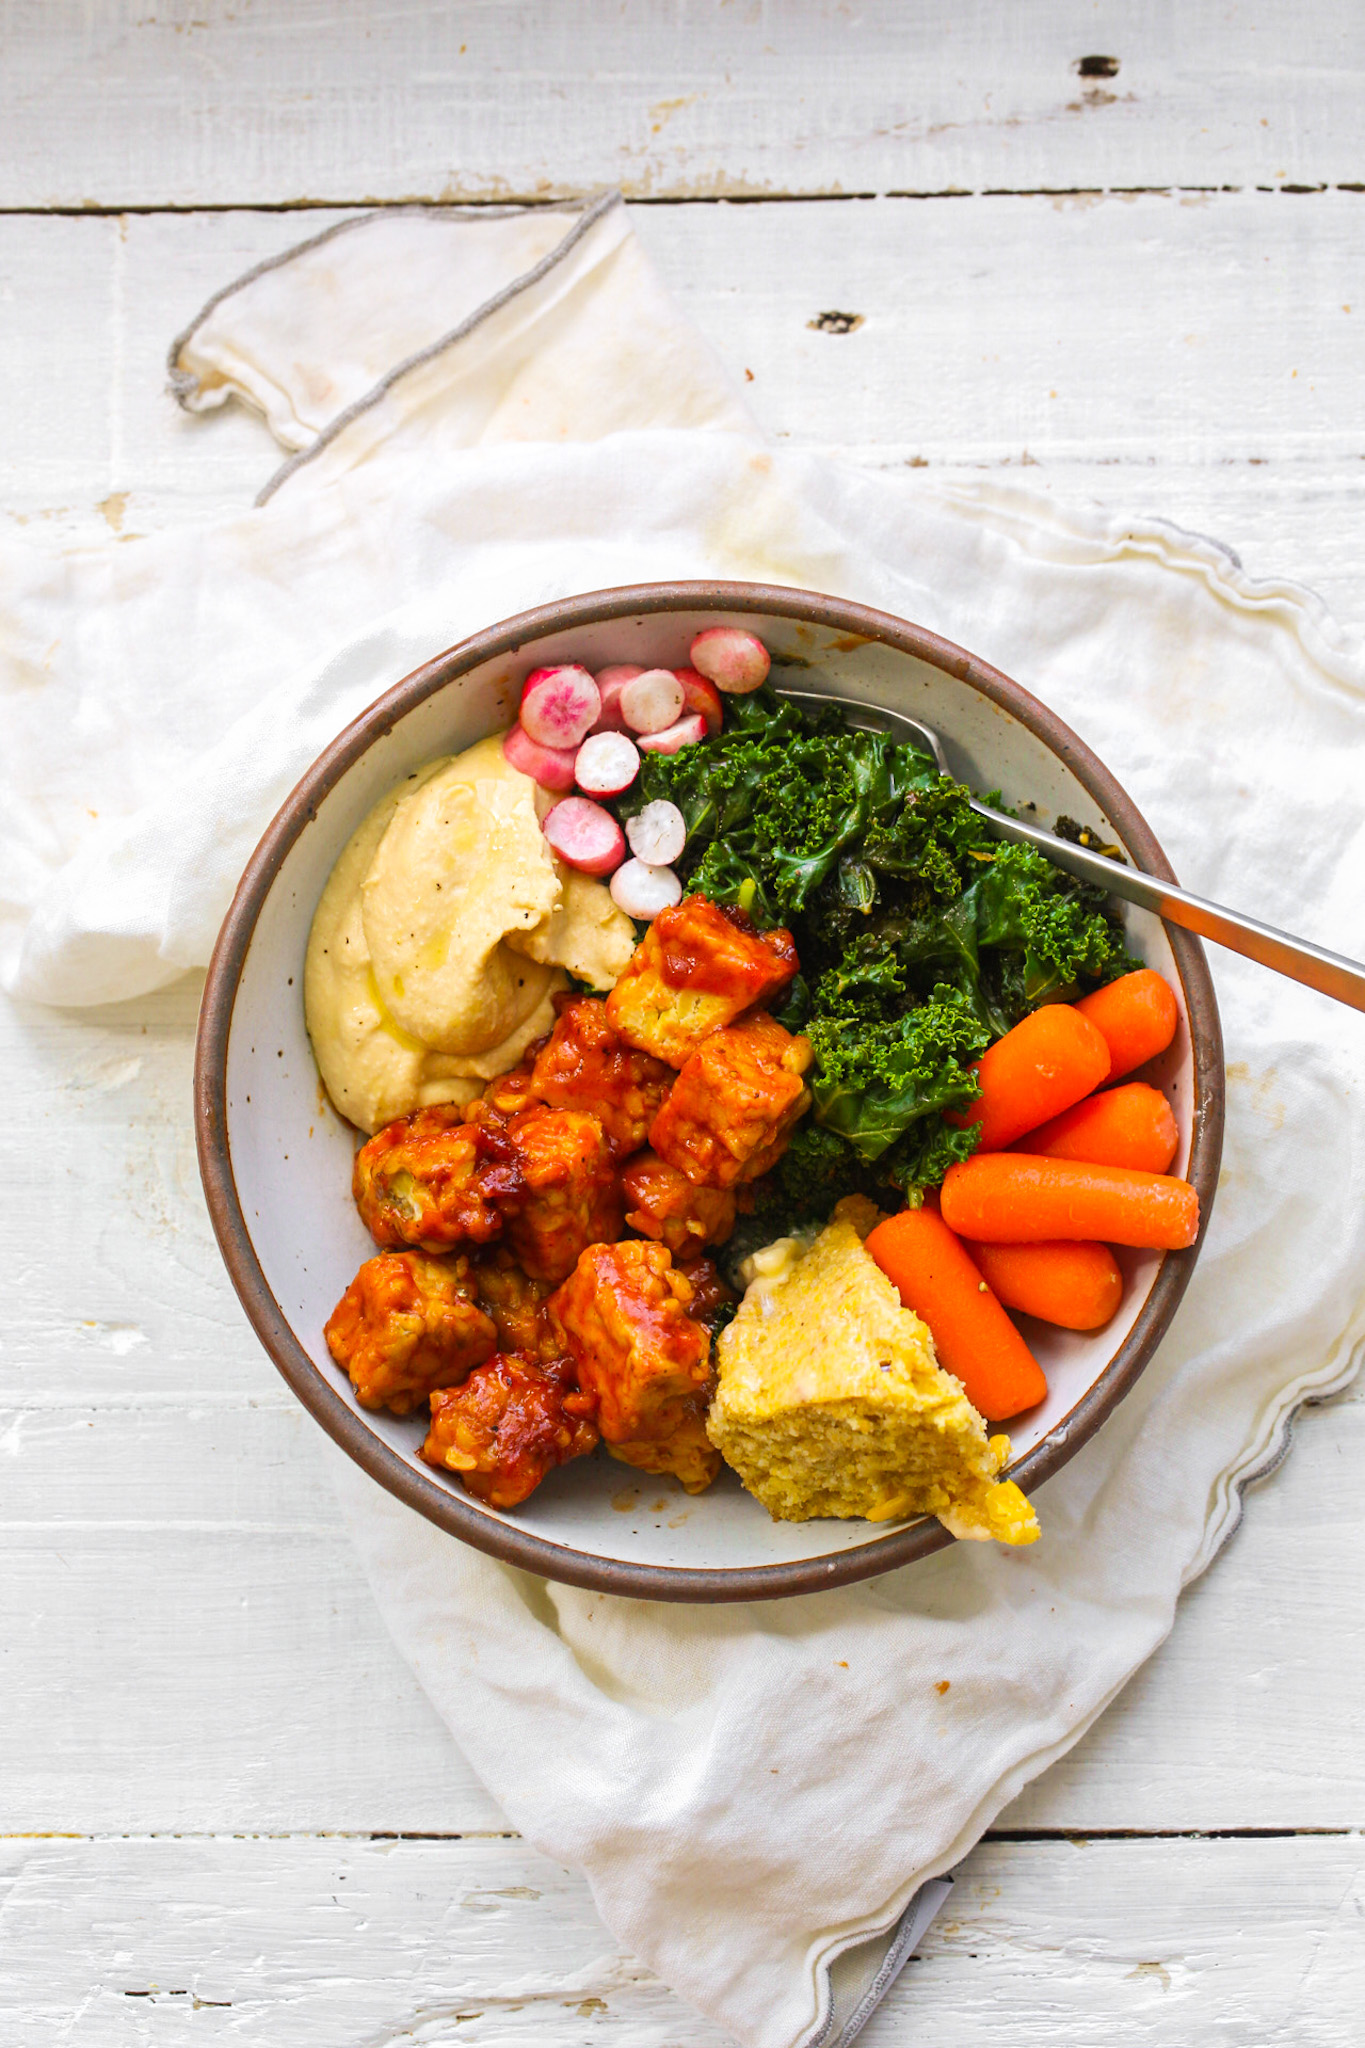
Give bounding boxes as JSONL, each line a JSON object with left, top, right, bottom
{"left": 620, "top": 667, "right": 685, "bottom": 735}
{"left": 637, "top": 713, "right": 707, "bottom": 755}
{"left": 592, "top": 664, "right": 643, "bottom": 734}
{"left": 610, "top": 858, "right": 683, "bottom": 920}
{"left": 519, "top": 664, "right": 601, "bottom": 748}
{"left": 503, "top": 722, "right": 578, "bottom": 791}
{"left": 689, "top": 626, "right": 770, "bottom": 694}
{"left": 542, "top": 796, "right": 627, "bottom": 877}
{"left": 575, "top": 730, "right": 641, "bottom": 799}
{"left": 626, "top": 800, "right": 687, "bottom": 867}
{"left": 674, "top": 666, "right": 724, "bottom": 735}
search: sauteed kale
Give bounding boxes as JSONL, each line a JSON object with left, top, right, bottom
{"left": 621, "top": 684, "right": 1135, "bottom": 1220}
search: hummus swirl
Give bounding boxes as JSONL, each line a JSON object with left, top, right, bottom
{"left": 305, "top": 733, "right": 636, "bottom": 1132}
{"left": 362, "top": 743, "right": 562, "bottom": 1054}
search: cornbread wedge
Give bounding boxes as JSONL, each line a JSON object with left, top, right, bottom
{"left": 707, "top": 1198, "right": 1039, "bottom": 1543}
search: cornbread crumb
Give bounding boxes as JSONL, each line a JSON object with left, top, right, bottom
{"left": 707, "top": 1200, "right": 1039, "bottom": 1543}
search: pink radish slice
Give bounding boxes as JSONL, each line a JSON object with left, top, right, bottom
{"left": 675, "top": 667, "right": 724, "bottom": 735}
{"left": 502, "top": 722, "right": 578, "bottom": 791}
{"left": 542, "top": 797, "right": 626, "bottom": 877}
{"left": 610, "top": 859, "right": 683, "bottom": 920}
{"left": 689, "top": 627, "right": 770, "bottom": 694}
{"left": 626, "top": 800, "right": 686, "bottom": 867}
{"left": 620, "top": 668, "right": 685, "bottom": 735}
{"left": 637, "top": 713, "right": 707, "bottom": 755}
{"left": 592, "top": 664, "right": 643, "bottom": 734}
{"left": 519, "top": 664, "right": 601, "bottom": 749}
{"left": 575, "top": 731, "right": 641, "bottom": 799}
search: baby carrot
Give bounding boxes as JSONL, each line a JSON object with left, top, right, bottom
{"left": 866, "top": 1205, "right": 1047, "bottom": 1422}
{"left": 941, "top": 1154, "right": 1200, "bottom": 1251}
{"left": 1023, "top": 1081, "right": 1179, "bottom": 1174}
{"left": 967, "top": 1240, "right": 1124, "bottom": 1331}
{"left": 950, "top": 1002, "right": 1111, "bottom": 1152}
{"left": 1075, "top": 968, "right": 1178, "bottom": 1080}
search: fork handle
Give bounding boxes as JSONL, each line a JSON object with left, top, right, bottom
{"left": 978, "top": 802, "right": 1365, "bottom": 1015}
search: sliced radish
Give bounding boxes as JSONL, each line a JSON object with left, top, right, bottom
{"left": 626, "top": 800, "right": 686, "bottom": 867}
{"left": 675, "top": 667, "right": 724, "bottom": 735}
{"left": 519, "top": 664, "right": 601, "bottom": 749}
{"left": 592, "top": 664, "right": 643, "bottom": 734}
{"left": 575, "top": 730, "right": 641, "bottom": 799}
{"left": 621, "top": 668, "right": 685, "bottom": 735}
{"left": 502, "top": 722, "right": 578, "bottom": 791}
{"left": 610, "top": 859, "right": 683, "bottom": 920}
{"left": 637, "top": 713, "right": 707, "bottom": 755}
{"left": 689, "top": 627, "right": 770, "bottom": 694}
{"left": 542, "top": 796, "right": 627, "bottom": 877}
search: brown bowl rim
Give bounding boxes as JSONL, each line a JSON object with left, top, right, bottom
{"left": 194, "top": 579, "right": 1224, "bottom": 1602}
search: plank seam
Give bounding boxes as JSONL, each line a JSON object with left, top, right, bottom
{"left": 3, "top": 1827, "right": 1358, "bottom": 1844}
{"left": 0, "top": 185, "right": 1362, "bottom": 219}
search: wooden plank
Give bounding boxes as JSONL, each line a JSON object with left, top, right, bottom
{"left": 1, "top": 2, "right": 1363, "bottom": 208}
{"left": 2, "top": 1377, "right": 1362, "bottom": 1836}
{"left": 0, "top": 979, "right": 270, "bottom": 1402}
{"left": 0, "top": 1404, "right": 507, "bottom": 1835}
{"left": 4, "top": 194, "right": 1364, "bottom": 630}
{"left": 639, "top": 190, "right": 1365, "bottom": 468}
{"left": 1, "top": 1833, "right": 1360, "bottom": 2045}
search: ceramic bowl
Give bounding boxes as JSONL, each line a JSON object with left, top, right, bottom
{"left": 195, "top": 582, "right": 1223, "bottom": 1601}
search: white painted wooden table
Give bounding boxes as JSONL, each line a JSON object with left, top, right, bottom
{"left": 3, "top": 9, "right": 1363, "bottom": 2042}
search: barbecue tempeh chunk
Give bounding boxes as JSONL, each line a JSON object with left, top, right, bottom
{"left": 649, "top": 1008, "right": 813, "bottom": 1190}
{"left": 500, "top": 1106, "right": 623, "bottom": 1285}
{"left": 529, "top": 996, "right": 673, "bottom": 1158}
{"left": 605, "top": 895, "right": 799, "bottom": 1067}
{"left": 422, "top": 1353, "right": 599, "bottom": 1508}
{"left": 621, "top": 1149, "right": 737, "bottom": 1252}
{"left": 352, "top": 1102, "right": 519, "bottom": 1252}
{"left": 324, "top": 1250, "right": 497, "bottom": 1415}
{"left": 549, "top": 1240, "right": 719, "bottom": 1493}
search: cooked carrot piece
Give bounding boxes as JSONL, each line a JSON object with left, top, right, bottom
{"left": 941, "top": 1154, "right": 1199, "bottom": 1251}
{"left": 1075, "top": 969, "right": 1178, "bottom": 1080}
{"left": 865, "top": 1205, "right": 1047, "bottom": 1422}
{"left": 1023, "top": 1081, "right": 1179, "bottom": 1174}
{"left": 949, "top": 1003, "right": 1111, "bottom": 1152}
{"left": 967, "top": 1240, "right": 1124, "bottom": 1331}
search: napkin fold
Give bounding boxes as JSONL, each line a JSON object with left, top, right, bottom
{"left": 5, "top": 196, "right": 1364, "bottom": 2048}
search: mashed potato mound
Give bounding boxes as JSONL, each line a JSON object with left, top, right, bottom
{"left": 708, "top": 1198, "right": 1039, "bottom": 1543}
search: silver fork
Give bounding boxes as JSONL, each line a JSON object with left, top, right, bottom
{"left": 778, "top": 688, "right": 1365, "bottom": 1014}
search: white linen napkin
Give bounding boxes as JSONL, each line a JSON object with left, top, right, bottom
{"left": 5, "top": 197, "right": 1364, "bottom": 2048}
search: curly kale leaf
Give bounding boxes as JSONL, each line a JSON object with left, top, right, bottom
{"left": 687, "top": 835, "right": 779, "bottom": 927}
{"left": 776, "top": 1123, "right": 883, "bottom": 1214}
{"left": 860, "top": 776, "right": 990, "bottom": 898}
{"left": 880, "top": 1115, "right": 982, "bottom": 1195}
{"left": 807, "top": 985, "right": 989, "bottom": 1164}
{"left": 813, "top": 940, "right": 907, "bottom": 1023}
{"left": 967, "top": 841, "right": 1140, "bottom": 1019}
{"left": 628, "top": 688, "right": 939, "bottom": 919}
